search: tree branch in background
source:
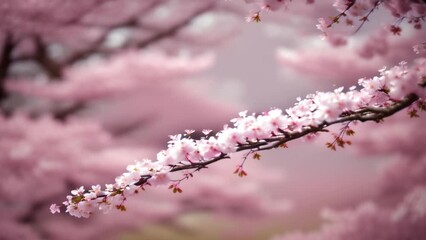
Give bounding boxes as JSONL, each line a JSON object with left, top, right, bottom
{"left": 51, "top": 2, "right": 216, "bottom": 121}
{"left": 136, "top": 2, "right": 215, "bottom": 49}
{"left": 0, "top": 33, "right": 14, "bottom": 114}
{"left": 65, "top": 1, "right": 212, "bottom": 65}
{"left": 34, "top": 36, "right": 63, "bottom": 79}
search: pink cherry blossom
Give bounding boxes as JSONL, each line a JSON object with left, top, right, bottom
{"left": 49, "top": 204, "right": 61, "bottom": 214}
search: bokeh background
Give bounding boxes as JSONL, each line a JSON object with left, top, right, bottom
{"left": 1, "top": 0, "right": 425, "bottom": 239}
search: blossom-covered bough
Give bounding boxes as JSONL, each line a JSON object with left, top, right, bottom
{"left": 246, "top": 0, "right": 426, "bottom": 48}
{"left": 247, "top": 0, "right": 426, "bottom": 30}
{"left": 52, "top": 57, "right": 426, "bottom": 218}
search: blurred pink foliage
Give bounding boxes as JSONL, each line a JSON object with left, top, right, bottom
{"left": 0, "top": 0, "right": 291, "bottom": 239}
{"left": 0, "top": 114, "right": 164, "bottom": 239}
{"left": 1, "top": 0, "right": 426, "bottom": 239}
{"left": 273, "top": 187, "right": 426, "bottom": 240}
{"left": 0, "top": 114, "right": 289, "bottom": 239}
{"left": 6, "top": 52, "right": 214, "bottom": 101}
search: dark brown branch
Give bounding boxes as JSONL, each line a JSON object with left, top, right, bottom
{"left": 84, "top": 94, "right": 422, "bottom": 206}
{"left": 0, "top": 34, "right": 15, "bottom": 116}
{"left": 53, "top": 102, "right": 86, "bottom": 121}
{"left": 66, "top": 1, "right": 213, "bottom": 65}
{"left": 327, "top": 0, "right": 384, "bottom": 33}
{"left": 134, "top": 92, "right": 420, "bottom": 187}
{"left": 136, "top": 3, "right": 214, "bottom": 49}
{"left": 0, "top": 35, "right": 13, "bottom": 79}
{"left": 167, "top": 93, "right": 420, "bottom": 171}
{"left": 327, "top": 0, "right": 357, "bottom": 27}
{"left": 0, "top": 34, "right": 14, "bottom": 104}
{"left": 354, "top": 0, "right": 383, "bottom": 33}
{"left": 111, "top": 118, "right": 154, "bottom": 137}
{"left": 34, "top": 36, "right": 63, "bottom": 79}
{"left": 75, "top": 91, "right": 422, "bottom": 207}
{"left": 54, "top": 2, "right": 215, "bottom": 121}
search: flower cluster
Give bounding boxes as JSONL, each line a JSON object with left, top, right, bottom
{"left": 326, "top": 0, "right": 426, "bottom": 35}
{"left": 244, "top": 0, "right": 426, "bottom": 39}
{"left": 53, "top": 58, "right": 426, "bottom": 218}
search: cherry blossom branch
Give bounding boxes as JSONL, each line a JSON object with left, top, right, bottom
{"left": 354, "top": 1, "right": 382, "bottom": 33}
{"left": 171, "top": 93, "right": 418, "bottom": 158}
{"left": 51, "top": 58, "right": 426, "bottom": 218}
{"left": 328, "top": 0, "right": 359, "bottom": 28}
{"left": 330, "top": 0, "right": 426, "bottom": 35}
{"left": 247, "top": 0, "right": 426, "bottom": 36}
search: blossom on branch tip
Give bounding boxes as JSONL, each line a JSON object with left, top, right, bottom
{"left": 49, "top": 204, "right": 61, "bottom": 214}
